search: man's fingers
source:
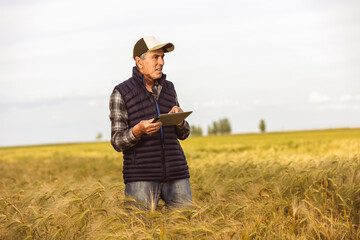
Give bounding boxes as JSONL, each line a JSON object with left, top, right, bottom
{"left": 142, "top": 121, "right": 162, "bottom": 135}
{"left": 168, "top": 106, "right": 183, "bottom": 114}
{"left": 151, "top": 122, "right": 162, "bottom": 127}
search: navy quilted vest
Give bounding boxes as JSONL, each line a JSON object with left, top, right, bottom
{"left": 115, "top": 67, "right": 190, "bottom": 184}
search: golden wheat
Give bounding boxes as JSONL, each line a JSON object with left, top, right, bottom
{"left": 0, "top": 128, "right": 359, "bottom": 239}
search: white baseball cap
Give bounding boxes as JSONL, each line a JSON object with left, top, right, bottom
{"left": 133, "top": 36, "right": 174, "bottom": 59}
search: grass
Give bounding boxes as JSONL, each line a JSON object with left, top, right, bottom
{"left": 0, "top": 128, "right": 360, "bottom": 239}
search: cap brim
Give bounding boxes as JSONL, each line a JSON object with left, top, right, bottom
{"left": 148, "top": 42, "right": 174, "bottom": 53}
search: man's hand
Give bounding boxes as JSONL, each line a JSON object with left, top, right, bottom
{"left": 132, "top": 119, "right": 162, "bottom": 138}
{"left": 169, "top": 106, "right": 185, "bottom": 127}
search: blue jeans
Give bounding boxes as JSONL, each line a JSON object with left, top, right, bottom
{"left": 125, "top": 178, "right": 192, "bottom": 210}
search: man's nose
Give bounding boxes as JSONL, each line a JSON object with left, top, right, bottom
{"left": 158, "top": 57, "right": 164, "bottom": 66}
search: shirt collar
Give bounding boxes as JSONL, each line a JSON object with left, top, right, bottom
{"left": 132, "top": 66, "right": 166, "bottom": 87}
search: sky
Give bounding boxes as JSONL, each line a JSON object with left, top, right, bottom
{"left": 0, "top": 0, "right": 359, "bottom": 147}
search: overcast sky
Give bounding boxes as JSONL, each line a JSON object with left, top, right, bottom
{"left": 0, "top": 0, "right": 359, "bottom": 146}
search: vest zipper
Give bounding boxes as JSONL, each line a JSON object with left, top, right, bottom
{"left": 153, "top": 97, "right": 165, "bottom": 149}
{"left": 132, "top": 151, "right": 136, "bottom": 164}
{"left": 153, "top": 97, "right": 166, "bottom": 181}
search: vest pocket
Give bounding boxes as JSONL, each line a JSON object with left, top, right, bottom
{"left": 132, "top": 151, "right": 136, "bottom": 165}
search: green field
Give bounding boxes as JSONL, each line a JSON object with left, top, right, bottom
{"left": 1, "top": 128, "right": 360, "bottom": 239}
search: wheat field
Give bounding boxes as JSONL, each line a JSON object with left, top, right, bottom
{"left": 1, "top": 128, "right": 360, "bottom": 239}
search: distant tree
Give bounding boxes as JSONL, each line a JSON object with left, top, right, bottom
{"left": 212, "top": 121, "right": 219, "bottom": 135}
{"left": 259, "top": 119, "right": 266, "bottom": 133}
{"left": 96, "top": 132, "right": 103, "bottom": 141}
{"left": 218, "top": 118, "right": 231, "bottom": 135}
{"left": 208, "top": 118, "right": 232, "bottom": 135}
{"left": 208, "top": 121, "right": 219, "bottom": 136}
{"left": 207, "top": 125, "right": 214, "bottom": 136}
{"left": 190, "top": 125, "right": 203, "bottom": 137}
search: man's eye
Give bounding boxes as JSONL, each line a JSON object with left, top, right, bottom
{"left": 153, "top": 55, "right": 164, "bottom": 60}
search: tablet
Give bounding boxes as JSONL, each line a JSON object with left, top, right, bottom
{"left": 153, "top": 111, "right": 192, "bottom": 126}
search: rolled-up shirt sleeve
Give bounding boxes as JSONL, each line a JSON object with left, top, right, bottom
{"left": 109, "top": 89, "right": 140, "bottom": 152}
{"left": 176, "top": 120, "right": 191, "bottom": 140}
{"left": 175, "top": 94, "right": 191, "bottom": 140}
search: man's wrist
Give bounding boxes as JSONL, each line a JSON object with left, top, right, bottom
{"left": 177, "top": 120, "right": 184, "bottom": 128}
{"left": 177, "top": 120, "right": 188, "bottom": 129}
{"left": 132, "top": 123, "right": 143, "bottom": 139}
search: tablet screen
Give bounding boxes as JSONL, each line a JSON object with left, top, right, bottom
{"left": 153, "top": 111, "right": 192, "bottom": 126}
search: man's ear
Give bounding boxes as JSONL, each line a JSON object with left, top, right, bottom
{"left": 135, "top": 57, "right": 142, "bottom": 68}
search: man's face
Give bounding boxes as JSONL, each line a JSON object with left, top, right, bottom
{"left": 138, "top": 49, "right": 165, "bottom": 81}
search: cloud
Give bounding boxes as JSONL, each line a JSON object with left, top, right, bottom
{"left": 309, "top": 93, "right": 360, "bottom": 110}
{"left": 317, "top": 103, "right": 360, "bottom": 110}
{"left": 252, "top": 99, "right": 279, "bottom": 107}
{"left": 0, "top": 91, "right": 109, "bottom": 112}
{"left": 340, "top": 94, "right": 360, "bottom": 102}
{"left": 193, "top": 99, "right": 279, "bottom": 109}
{"left": 194, "top": 100, "right": 243, "bottom": 108}
{"left": 308, "top": 92, "right": 330, "bottom": 103}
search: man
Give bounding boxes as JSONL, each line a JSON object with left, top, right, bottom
{"left": 109, "top": 36, "right": 192, "bottom": 210}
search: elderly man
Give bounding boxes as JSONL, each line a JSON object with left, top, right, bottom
{"left": 109, "top": 36, "right": 192, "bottom": 210}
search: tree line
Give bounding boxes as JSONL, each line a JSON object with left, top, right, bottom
{"left": 191, "top": 118, "right": 231, "bottom": 137}
{"left": 191, "top": 118, "right": 266, "bottom": 137}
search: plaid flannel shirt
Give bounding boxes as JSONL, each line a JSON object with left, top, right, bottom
{"left": 109, "top": 80, "right": 190, "bottom": 152}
